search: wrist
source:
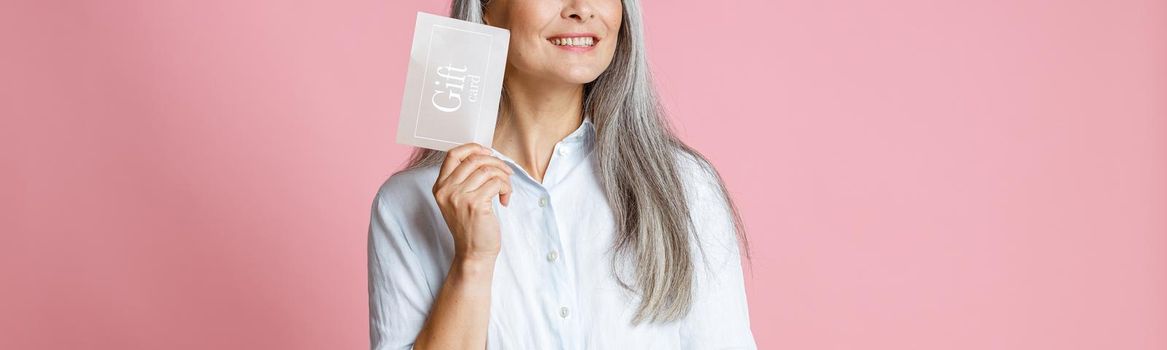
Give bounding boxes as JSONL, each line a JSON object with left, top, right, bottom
{"left": 452, "top": 253, "right": 497, "bottom": 278}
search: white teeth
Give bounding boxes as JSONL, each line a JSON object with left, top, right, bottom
{"left": 551, "top": 37, "right": 595, "bottom": 47}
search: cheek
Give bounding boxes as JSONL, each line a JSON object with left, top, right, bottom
{"left": 512, "top": 26, "right": 550, "bottom": 61}
{"left": 515, "top": 39, "right": 547, "bottom": 65}
{"left": 601, "top": 1, "right": 623, "bottom": 28}
{"left": 599, "top": 40, "right": 619, "bottom": 66}
{"left": 600, "top": 5, "right": 622, "bottom": 61}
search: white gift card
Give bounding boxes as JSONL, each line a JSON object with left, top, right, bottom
{"left": 396, "top": 11, "right": 510, "bottom": 152}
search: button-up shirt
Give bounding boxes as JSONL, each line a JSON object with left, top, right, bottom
{"left": 368, "top": 115, "right": 756, "bottom": 349}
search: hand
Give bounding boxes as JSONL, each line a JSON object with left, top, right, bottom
{"left": 432, "top": 143, "right": 515, "bottom": 263}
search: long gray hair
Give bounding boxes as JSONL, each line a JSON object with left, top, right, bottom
{"left": 398, "top": 0, "right": 753, "bottom": 325}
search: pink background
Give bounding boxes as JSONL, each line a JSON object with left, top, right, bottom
{"left": 3, "top": 0, "right": 1165, "bottom": 349}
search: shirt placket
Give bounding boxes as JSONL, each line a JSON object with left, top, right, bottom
{"left": 539, "top": 138, "right": 580, "bottom": 350}
{"left": 489, "top": 121, "right": 591, "bottom": 350}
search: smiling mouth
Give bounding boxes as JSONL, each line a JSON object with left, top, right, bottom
{"left": 548, "top": 36, "right": 597, "bottom": 47}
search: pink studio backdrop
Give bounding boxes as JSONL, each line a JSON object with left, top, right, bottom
{"left": 2, "top": 0, "right": 1165, "bottom": 349}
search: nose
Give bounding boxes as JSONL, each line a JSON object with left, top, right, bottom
{"left": 562, "top": 0, "right": 596, "bottom": 23}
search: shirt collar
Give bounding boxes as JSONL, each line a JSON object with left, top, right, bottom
{"left": 566, "top": 114, "right": 595, "bottom": 143}
{"left": 489, "top": 115, "right": 595, "bottom": 175}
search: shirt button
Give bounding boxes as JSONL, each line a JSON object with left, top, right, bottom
{"left": 559, "top": 306, "right": 570, "bottom": 318}
{"left": 538, "top": 197, "right": 548, "bottom": 207}
{"left": 558, "top": 147, "right": 568, "bottom": 156}
{"left": 547, "top": 250, "right": 559, "bottom": 262}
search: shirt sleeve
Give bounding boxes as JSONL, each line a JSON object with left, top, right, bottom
{"left": 678, "top": 161, "right": 758, "bottom": 350}
{"left": 368, "top": 188, "right": 433, "bottom": 350}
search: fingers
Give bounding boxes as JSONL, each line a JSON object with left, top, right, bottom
{"left": 459, "top": 166, "right": 511, "bottom": 194}
{"left": 438, "top": 143, "right": 492, "bottom": 184}
{"left": 471, "top": 177, "right": 514, "bottom": 207}
{"left": 446, "top": 154, "right": 513, "bottom": 186}
{"left": 433, "top": 142, "right": 514, "bottom": 208}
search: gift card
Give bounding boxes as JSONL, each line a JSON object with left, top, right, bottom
{"left": 396, "top": 11, "right": 510, "bottom": 151}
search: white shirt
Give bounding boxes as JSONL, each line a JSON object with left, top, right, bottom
{"left": 368, "top": 116, "right": 756, "bottom": 349}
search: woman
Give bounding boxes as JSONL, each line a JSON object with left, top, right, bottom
{"left": 368, "top": 0, "right": 756, "bottom": 348}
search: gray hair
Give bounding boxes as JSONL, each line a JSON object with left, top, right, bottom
{"left": 398, "top": 0, "right": 753, "bottom": 325}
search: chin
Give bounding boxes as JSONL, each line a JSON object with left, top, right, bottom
{"left": 557, "top": 67, "right": 605, "bottom": 85}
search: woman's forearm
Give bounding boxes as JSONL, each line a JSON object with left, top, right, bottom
{"left": 413, "top": 255, "right": 496, "bottom": 350}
